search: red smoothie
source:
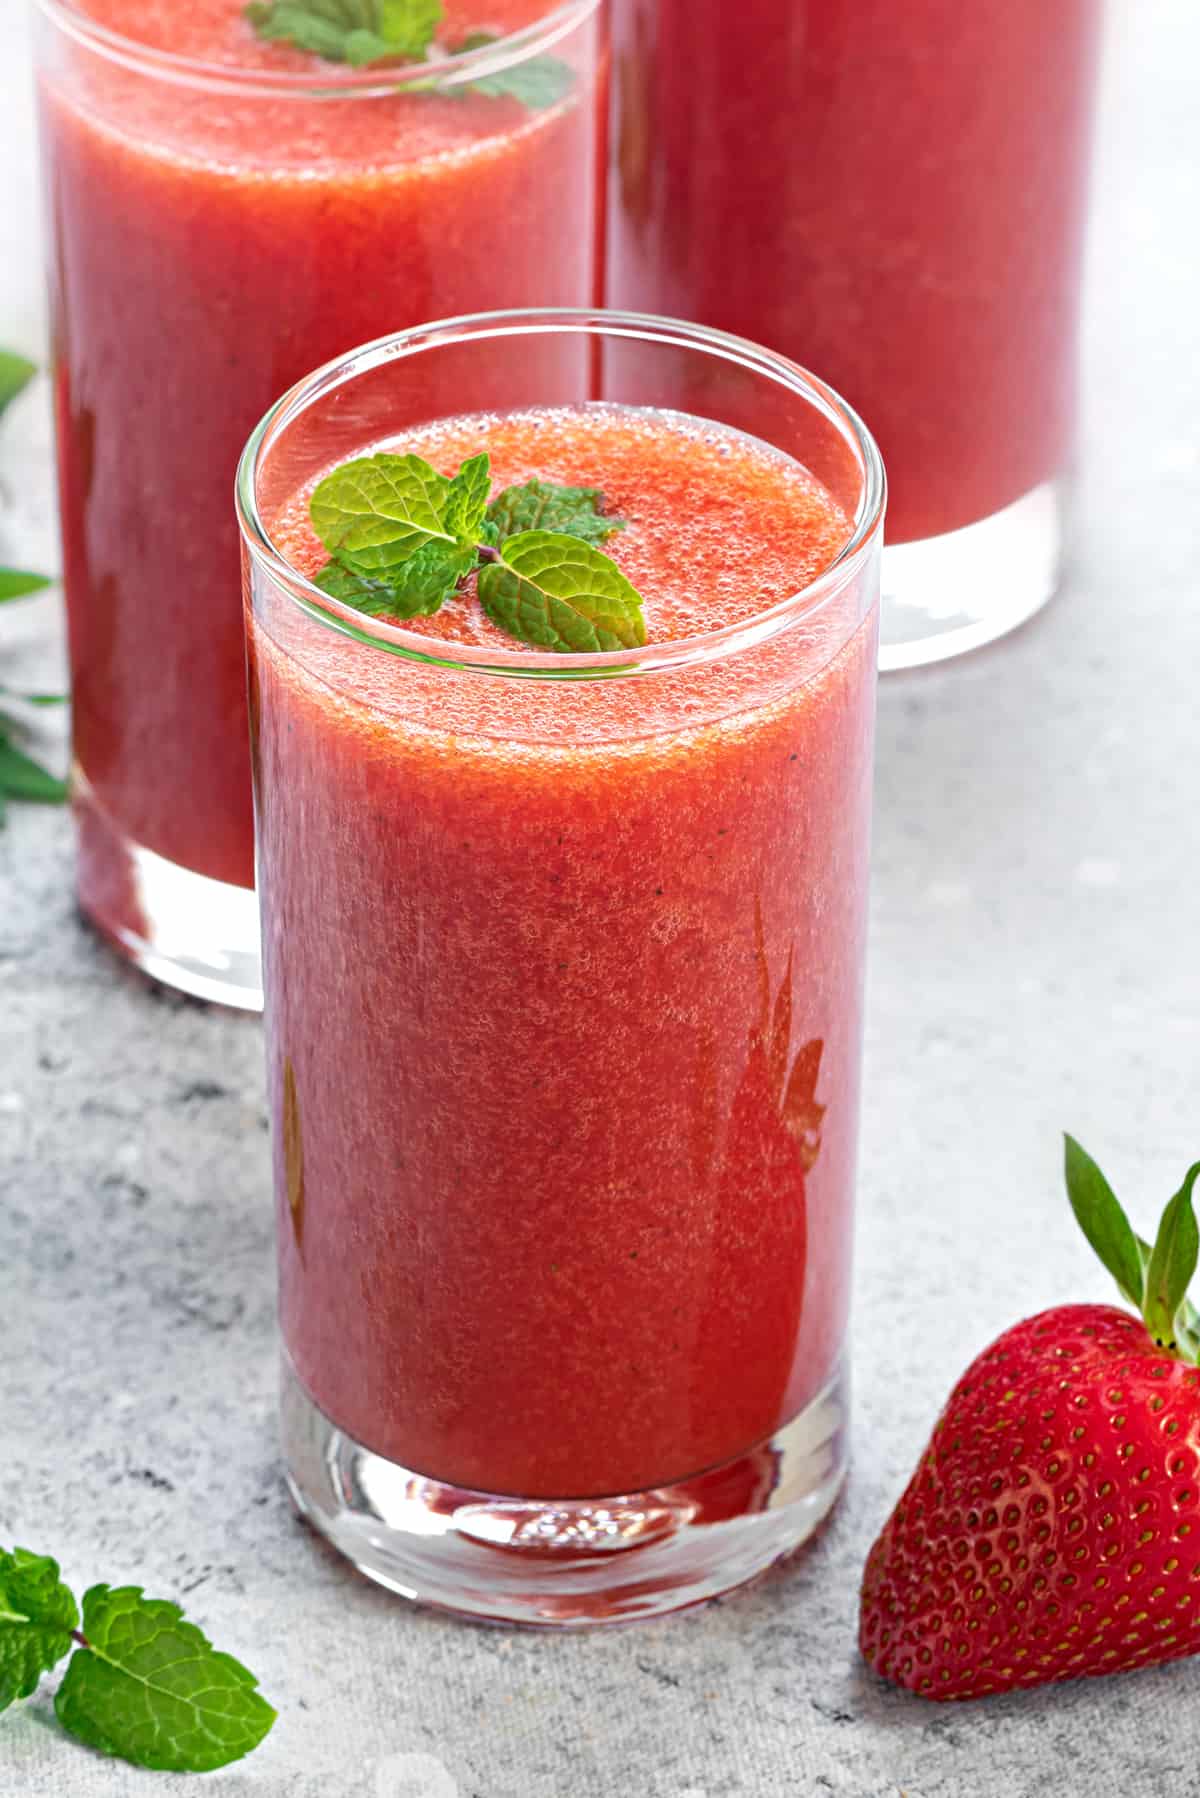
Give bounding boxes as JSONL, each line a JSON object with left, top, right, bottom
{"left": 37, "top": 0, "right": 602, "bottom": 904}
{"left": 607, "top": 0, "right": 1101, "bottom": 545}
{"left": 248, "top": 403, "right": 877, "bottom": 1499}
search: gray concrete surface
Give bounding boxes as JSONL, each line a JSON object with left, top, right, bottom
{"left": 2, "top": 2, "right": 1198, "bottom": 1793}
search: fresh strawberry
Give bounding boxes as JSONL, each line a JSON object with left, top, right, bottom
{"left": 860, "top": 1137, "right": 1200, "bottom": 1699}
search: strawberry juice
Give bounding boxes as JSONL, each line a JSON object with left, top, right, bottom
{"left": 607, "top": 0, "right": 1101, "bottom": 551}
{"left": 36, "top": 0, "right": 602, "bottom": 999}
{"left": 245, "top": 381, "right": 881, "bottom": 1543}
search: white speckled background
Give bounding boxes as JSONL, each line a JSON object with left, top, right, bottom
{"left": 2, "top": 2, "right": 1198, "bottom": 1792}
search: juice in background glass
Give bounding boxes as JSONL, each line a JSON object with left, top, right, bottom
{"left": 238, "top": 312, "right": 885, "bottom": 1625}
{"left": 607, "top": 0, "right": 1102, "bottom": 668}
{"left": 35, "top": 0, "right": 603, "bottom": 1005}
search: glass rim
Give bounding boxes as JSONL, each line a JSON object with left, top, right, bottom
{"left": 235, "top": 308, "right": 887, "bottom": 684}
{"left": 33, "top": 0, "right": 599, "bottom": 100}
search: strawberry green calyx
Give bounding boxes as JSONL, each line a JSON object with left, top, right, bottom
{"left": 1064, "top": 1133, "right": 1200, "bottom": 1359}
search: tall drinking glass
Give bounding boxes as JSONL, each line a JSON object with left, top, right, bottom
{"left": 237, "top": 310, "right": 885, "bottom": 1624}
{"left": 34, "top": 0, "right": 603, "bottom": 1005}
{"left": 607, "top": 0, "right": 1102, "bottom": 669}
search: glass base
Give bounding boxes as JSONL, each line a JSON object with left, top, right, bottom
{"left": 281, "top": 1353, "right": 848, "bottom": 1626}
{"left": 879, "top": 480, "right": 1065, "bottom": 672}
{"left": 73, "top": 769, "right": 263, "bottom": 1011}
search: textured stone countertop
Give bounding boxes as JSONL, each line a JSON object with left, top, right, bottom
{"left": 2, "top": 4, "right": 1198, "bottom": 1794}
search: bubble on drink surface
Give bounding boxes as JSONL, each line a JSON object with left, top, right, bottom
{"left": 374, "top": 1753, "right": 460, "bottom": 1798}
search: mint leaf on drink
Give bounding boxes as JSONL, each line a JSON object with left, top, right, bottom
{"left": 310, "top": 452, "right": 460, "bottom": 572}
{"left": 449, "top": 30, "right": 573, "bottom": 107}
{"left": 0, "top": 351, "right": 36, "bottom": 418}
{"left": 245, "top": 1, "right": 354, "bottom": 60}
{"left": 461, "top": 53, "right": 573, "bottom": 109}
{"left": 478, "top": 531, "right": 647, "bottom": 651}
{"left": 54, "top": 1584, "right": 276, "bottom": 1773}
{"left": 245, "top": 0, "right": 441, "bottom": 65}
{"left": 487, "top": 477, "right": 626, "bottom": 547}
{"left": 310, "top": 449, "right": 647, "bottom": 646}
{"left": 245, "top": 0, "right": 572, "bottom": 105}
{"left": 442, "top": 451, "right": 492, "bottom": 543}
{"left": 318, "top": 540, "right": 475, "bottom": 617}
{"left": 377, "top": 0, "right": 442, "bottom": 56}
{"left": 0, "top": 1549, "right": 77, "bottom": 1712}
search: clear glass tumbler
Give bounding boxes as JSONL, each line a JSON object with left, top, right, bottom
{"left": 34, "top": 0, "right": 603, "bottom": 1007}
{"left": 606, "top": 0, "right": 1103, "bottom": 670}
{"left": 237, "top": 309, "right": 884, "bottom": 1625}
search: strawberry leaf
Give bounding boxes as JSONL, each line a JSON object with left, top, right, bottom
{"left": 1064, "top": 1134, "right": 1145, "bottom": 1309}
{"left": 478, "top": 531, "right": 646, "bottom": 652}
{"left": 0, "top": 1548, "right": 77, "bottom": 1712}
{"left": 1144, "top": 1163, "right": 1200, "bottom": 1354}
{"left": 54, "top": 1584, "right": 276, "bottom": 1772}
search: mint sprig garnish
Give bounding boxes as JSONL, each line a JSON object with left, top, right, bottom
{"left": 245, "top": 0, "right": 442, "bottom": 66}
{"left": 0, "top": 1547, "right": 276, "bottom": 1773}
{"left": 244, "top": 2, "right": 573, "bottom": 109}
{"left": 0, "top": 349, "right": 68, "bottom": 820}
{"left": 310, "top": 450, "right": 646, "bottom": 652}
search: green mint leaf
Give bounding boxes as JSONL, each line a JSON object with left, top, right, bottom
{"left": 0, "top": 1547, "right": 77, "bottom": 1712}
{"left": 341, "top": 28, "right": 397, "bottom": 63}
{"left": 1063, "top": 1134, "right": 1145, "bottom": 1309}
{"left": 245, "top": 0, "right": 440, "bottom": 65}
{"left": 450, "top": 31, "right": 573, "bottom": 109}
{"left": 310, "top": 452, "right": 458, "bottom": 574}
{"left": 378, "top": 0, "right": 441, "bottom": 56}
{"left": 317, "top": 539, "right": 475, "bottom": 618}
{"left": 314, "top": 561, "right": 405, "bottom": 612}
{"left": 442, "top": 451, "right": 492, "bottom": 544}
{"left": 1144, "top": 1163, "right": 1200, "bottom": 1353}
{"left": 0, "top": 352, "right": 36, "bottom": 419}
{"left": 0, "top": 569, "right": 53, "bottom": 603}
{"left": 54, "top": 1585, "right": 276, "bottom": 1773}
{"left": 479, "top": 531, "right": 647, "bottom": 652}
{"left": 466, "top": 54, "right": 573, "bottom": 108}
{"left": 0, "top": 736, "right": 67, "bottom": 805}
{"left": 245, "top": 0, "right": 353, "bottom": 59}
{"left": 487, "top": 478, "right": 625, "bottom": 548}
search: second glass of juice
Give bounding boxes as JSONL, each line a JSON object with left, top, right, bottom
{"left": 35, "top": 0, "right": 602, "bottom": 1006}
{"left": 606, "top": 0, "right": 1101, "bottom": 669}
{"left": 238, "top": 311, "right": 885, "bottom": 1624}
